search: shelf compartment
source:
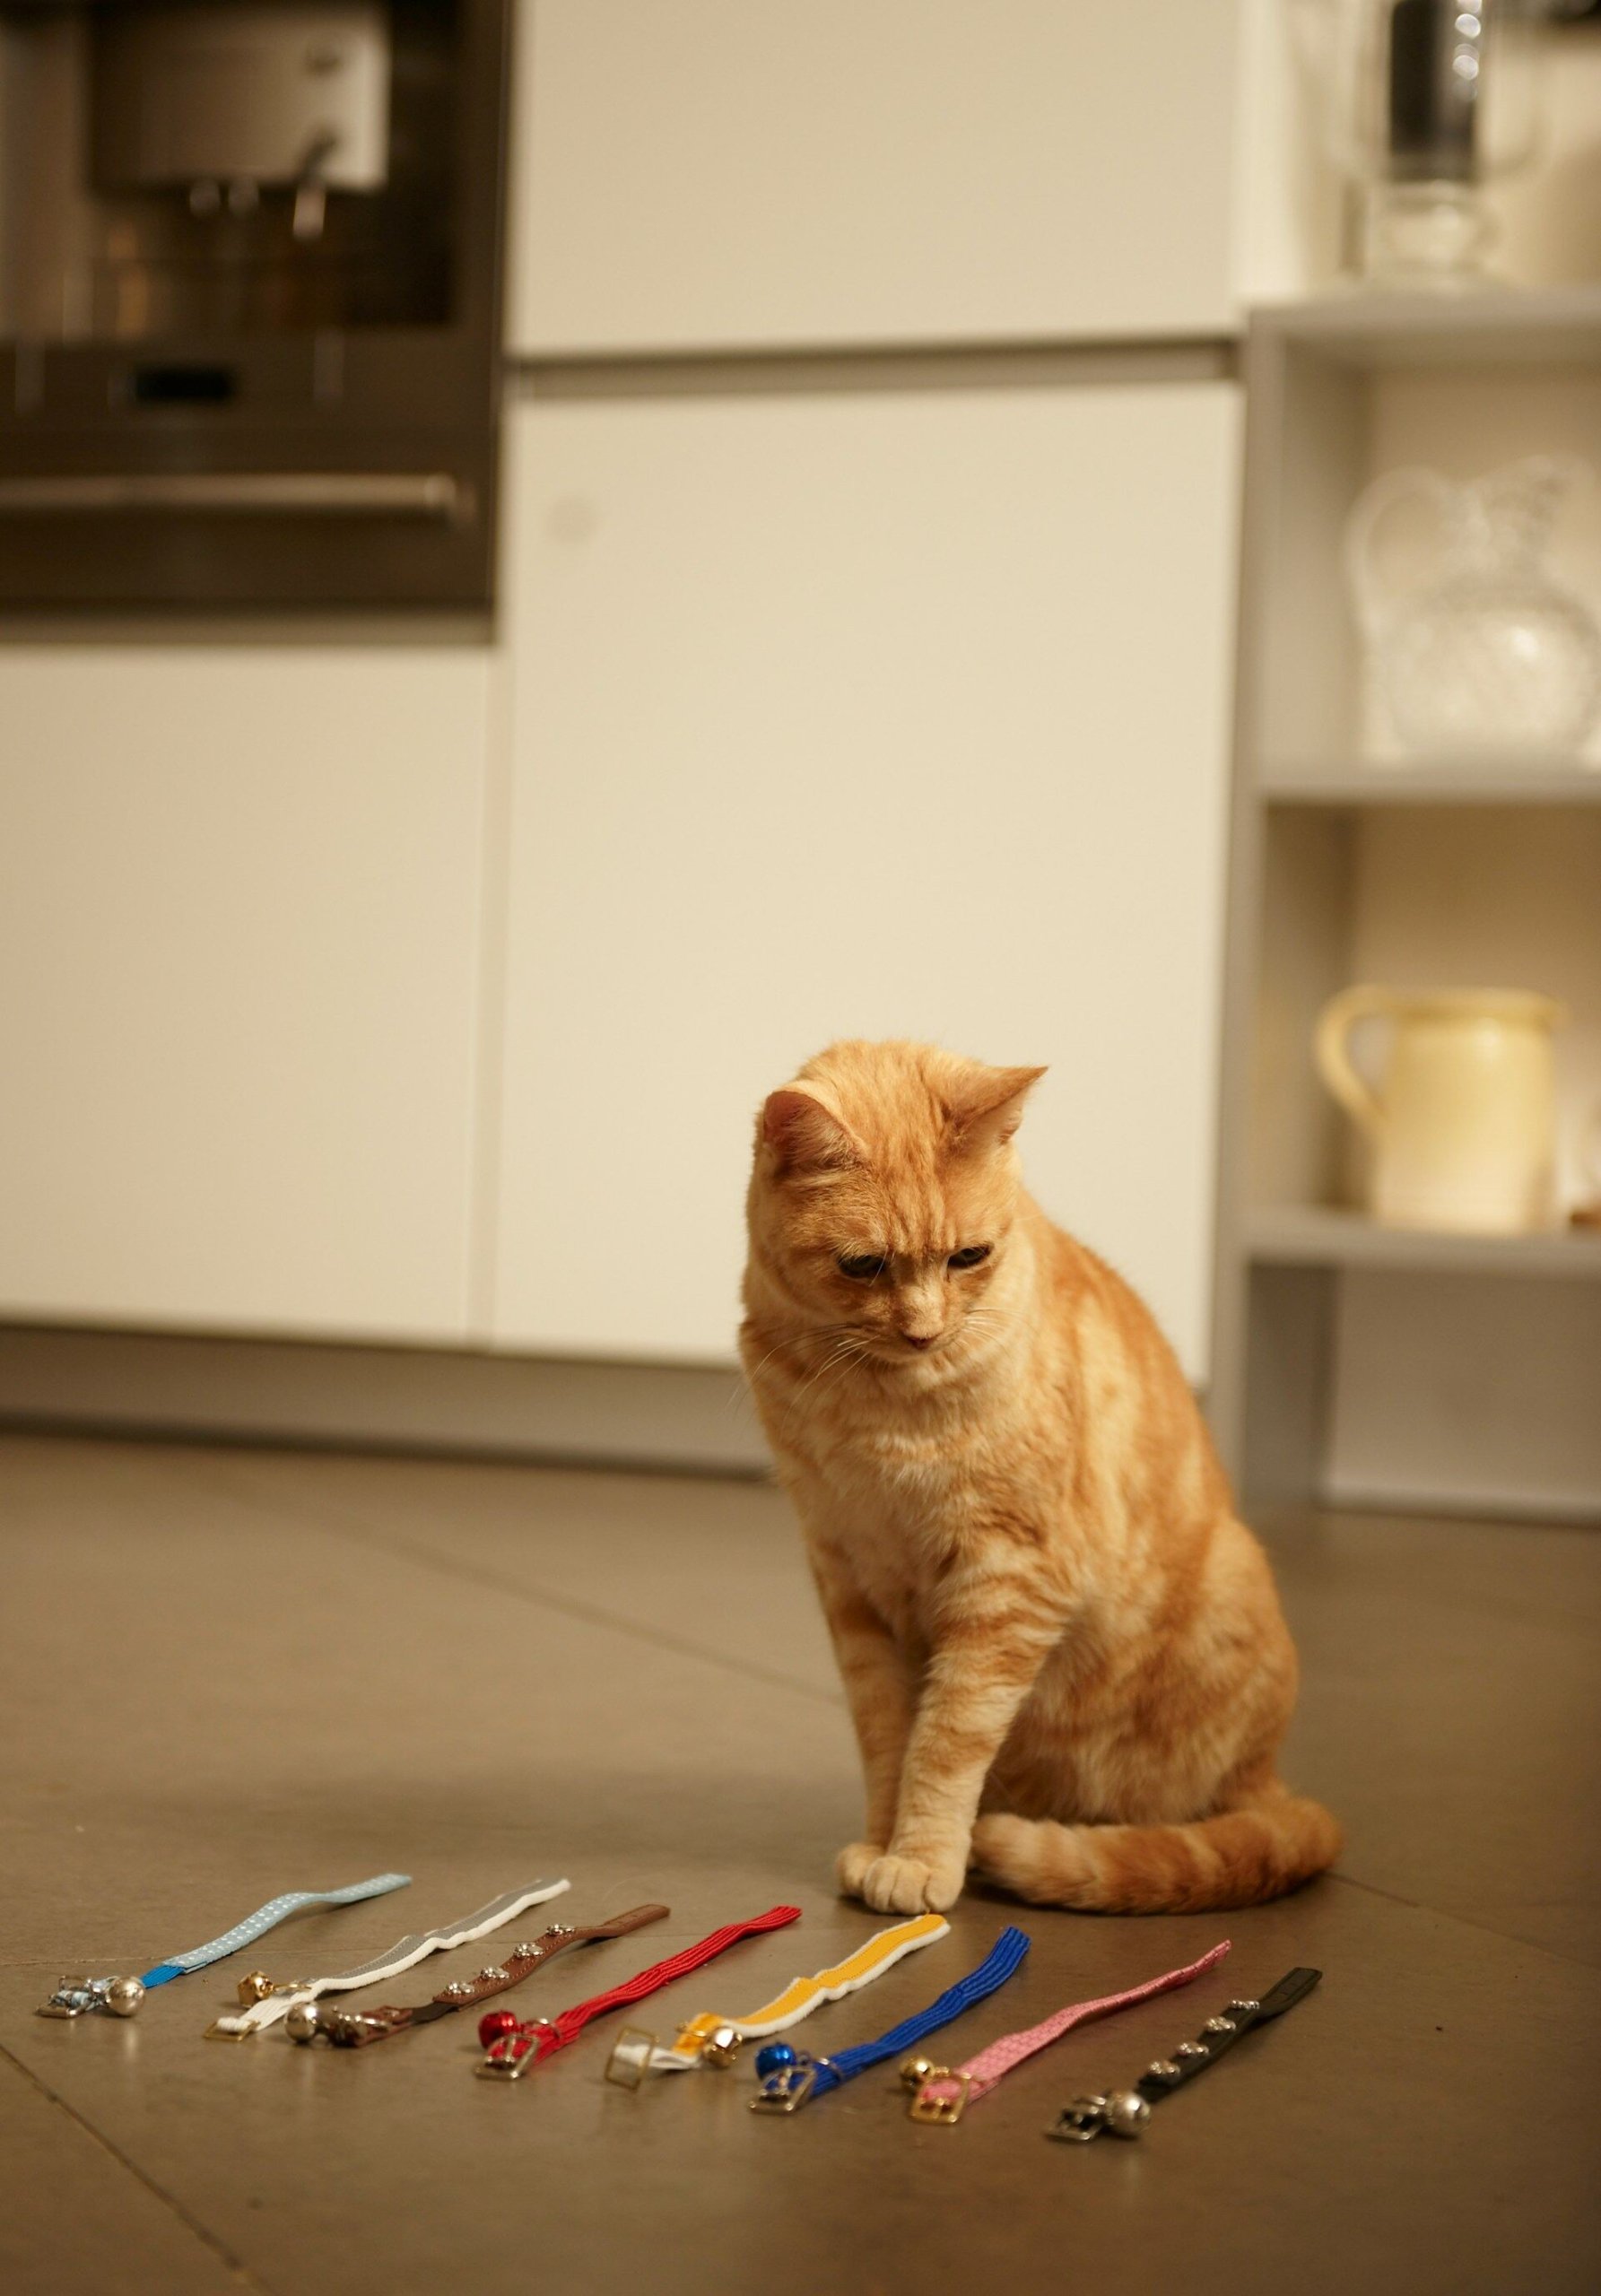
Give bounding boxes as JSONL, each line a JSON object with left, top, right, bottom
{"left": 1242, "top": 295, "right": 1601, "bottom": 777}
{"left": 1245, "top": 1205, "right": 1601, "bottom": 1281}
{"left": 1247, "top": 805, "right": 1601, "bottom": 1225}
{"left": 1214, "top": 295, "right": 1601, "bottom": 1517}
{"left": 1257, "top": 288, "right": 1601, "bottom": 373}
{"left": 1259, "top": 761, "right": 1601, "bottom": 805}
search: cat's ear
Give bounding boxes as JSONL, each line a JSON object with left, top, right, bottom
{"left": 760, "top": 1087, "right": 864, "bottom": 1177}
{"left": 948, "top": 1065, "right": 1046, "bottom": 1155}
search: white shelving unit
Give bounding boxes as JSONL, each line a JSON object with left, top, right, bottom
{"left": 1209, "top": 291, "right": 1601, "bottom": 1519}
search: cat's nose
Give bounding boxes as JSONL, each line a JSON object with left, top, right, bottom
{"left": 902, "top": 1333, "right": 939, "bottom": 1351}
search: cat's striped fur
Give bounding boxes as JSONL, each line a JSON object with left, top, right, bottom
{"left": 740, "top": 1039, "right": 1340, "bottom": 1916}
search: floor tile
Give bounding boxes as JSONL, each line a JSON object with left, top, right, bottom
{"left": 1266, "top": 1505, "right": 1601, "bottom": 1967}
{"left": 0, "top": 2051, "right": 255, "bottom": 2296}
{"left": 191, "top": 1445, "right": 837, "bottom": 1698}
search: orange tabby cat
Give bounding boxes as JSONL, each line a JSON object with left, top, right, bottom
{"left": 740, "top": 1039, "right": 1340, "bottom": 1916}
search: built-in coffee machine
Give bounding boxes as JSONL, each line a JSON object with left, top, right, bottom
{"left": 0, "top": 1, "right": 510, "bottom": 608}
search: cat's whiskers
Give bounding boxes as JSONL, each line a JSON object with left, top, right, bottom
{"left": 782, "top": 1330, "right": 872, "bottom": 1420}
{"left": 740, "top": 1319, "right": 856, "bottom": 1391}
{"left": 779, "top": 1354, "right": 863, "bottom": 1435}
{"left": 805, "top": 1338, "right": 879, "bottom": 1419}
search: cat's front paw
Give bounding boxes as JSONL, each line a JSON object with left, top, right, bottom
{"left": 834, "top": 1841, "right": 887, "bottom": 1901}
{"left": 861, "top": 1848, "right": 965, "bottom": 1915}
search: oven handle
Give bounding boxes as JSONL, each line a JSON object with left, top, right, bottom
{"left": 0, "top": 472, "right": 469, "bottom": 520}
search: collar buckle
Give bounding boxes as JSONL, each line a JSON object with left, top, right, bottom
{"left": 909, "top": 2070, "right": 971, "bottom": 2126}
{"left": 751, "top": 2058, "right": 820, "bottom": 2115}
{"left": 604, "top": 2026, "right": 658, "bottom": 2090}
{"left": 1047, "top": 2093, "right": 1109, "bottom": 2143}
{"left": 478, "top": 2017, "right": 556, "bottom": 2082}
{"left": 476, "top": 2044, "right": 530, "bottom": 2082}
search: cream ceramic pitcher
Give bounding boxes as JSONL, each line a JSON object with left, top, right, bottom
{"left": 1315, "top": 987, "right": 1566, "bottom": 1234}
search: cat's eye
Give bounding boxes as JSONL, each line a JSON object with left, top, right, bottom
{"left": 837, "top": 1253, "right": 889, "bottom": 1282}
{"left": 948, "top": 1245, "right": 991, "bottom": 1270}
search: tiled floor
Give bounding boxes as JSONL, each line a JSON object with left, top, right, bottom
{"left": 2, "top": 1433, "right": 1597, "bottom": 2295}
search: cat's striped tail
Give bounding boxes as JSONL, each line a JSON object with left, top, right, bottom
{"left": 970, "top": 1788, "right": 1342, "bottom": 1915}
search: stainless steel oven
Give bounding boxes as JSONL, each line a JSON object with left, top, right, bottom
{"left": 0, "top": 0, "right": 510, "bottom": 610}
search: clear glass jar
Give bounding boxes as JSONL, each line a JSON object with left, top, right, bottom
{"left": 1294, "top": 0, "right": 1544, "bottom": 290}
{"left": 1346, "top": 456, "right": 1601, "bottom": 756}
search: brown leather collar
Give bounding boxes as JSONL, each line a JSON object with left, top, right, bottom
{"left": 295, "top": 1904, "right": 669, "bottom": 2047}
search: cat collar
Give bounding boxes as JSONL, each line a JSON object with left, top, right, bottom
{"left": 1047, "top": 1964, "right": 1323, "bottom": 2142}
{"left": 605, "top": 1912, "right": 948, "bottom": 2086}
{"left": 35, "top": 1872, "right": 411, "bottom": 2021}
{"left": 752, "top": 1925, "right": 1031, "bottom": 2114}
{"left": 478, "top": 1904, "right": 803, "bottom": 2081}
{"left": 204, "top": 1880, "right": 570, "bottom": 2039}
{"left": 291, "top": 1904, "right": 668, "bottom": 2047}
{"left": 905, "top": 1937, "right": 1231, "bottom": 2125}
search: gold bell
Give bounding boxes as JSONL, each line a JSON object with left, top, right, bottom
{"left": 236, "top": 1970, "right": 276, "bottom": 2005}
{"left": 900, "top": 2055, "right": 937, "bottom": 2092}
{"left": 700, "top": 2023, "right": 743, "bottom": 2068}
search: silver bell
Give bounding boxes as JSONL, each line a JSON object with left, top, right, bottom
{"left": 284, "top": 1999, "right": 322, "bottom": 2044}
{"left": 1101, "top": 2089, "right": 1153, "bottom": 2138}
{"left": 105, "top": 1976, "right": 145, "bottom": 2019}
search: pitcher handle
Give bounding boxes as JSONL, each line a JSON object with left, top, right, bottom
{"left": 1315, "top": 987, "right": 1398, "bottom": 1142}
{"left": 1343, "top": 466, "right": 1455, "bottom": 641}
{"left": 1580, "top": 1100, "right": 1601, "bottom": 1195}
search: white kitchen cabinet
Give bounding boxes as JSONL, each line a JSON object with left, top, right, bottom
{"left": 0, "top": 647, "right": 490, "bottom": 1341}
{"left": 509, "top": 0, "right": 1244, "bottom": 355}
{"left": 493, "top": 380, "right": 1240, "bottom": 1377}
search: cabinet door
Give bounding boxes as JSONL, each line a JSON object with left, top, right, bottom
{"left": 0, "top": 648, "right": 490, "bottom": 1340}
{"left": 494, "top": 382, "right": 1240, "bottom": 1377}
{"left": 509, "top": 0, "right": 1243, "bottom": 354}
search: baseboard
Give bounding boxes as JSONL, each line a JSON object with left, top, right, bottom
{"left": 0, "top": 1324, "right": 771, "bottom": 1476}
{"left": 1321, "top": 1473, "right": 1601, "bottom": 1528}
